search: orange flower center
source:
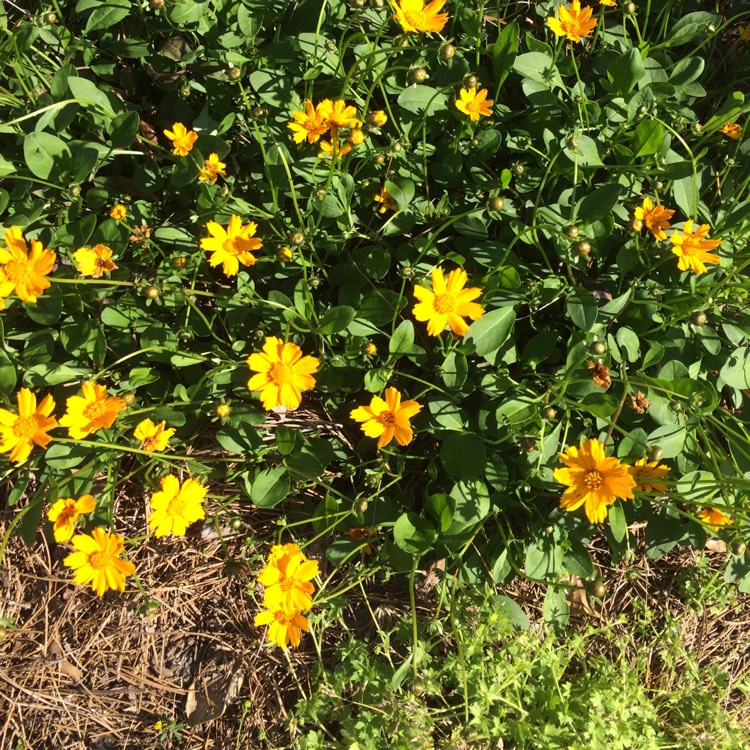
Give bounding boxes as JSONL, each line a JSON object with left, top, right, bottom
{"left": 56, "top": 505, "right": 77, "bottom": 525}
{"left": 378, "top": 411, "right": 396, "bottom": 426}
{"left": 433, "top": 293, "right": 457, "bottom": 314}
{"left": 269, "top": 362, "right": 294, "bottom": 386}
{"left": 88, "top": 550, "right": 113, "bottom": 570}
{"left": 403, "top": 9, "right": 426, "bottom": 28}
{"left": 584, "top": 470, "right": 604, "bottom": 490}
{"left": 280, "top": 578, "right": 295, "bottom": 592}
{"left": 3, "top": 259, "right": 31, "bottom": 285}
{"left": 141, "top": 435, "right": 157, "bottom": 451}
{"left": 12, "top": 415, "right": 39, "bottom": 440}
{"left": 166, "top": 493, "right": 187, "bottom": 517}
{"left": 83, "top": 400, "right": 108, "bottom": 423}
{"left": 273, "top": 610, "right": 297, "bottom": 625}
{"left": 222, "top": 237, "right": 242, "bottom": 256}
{"left": 464, "top": 98, "right": 483, "bottom": 115}
{"left": 95, "top": 257, "right": 108, "bottom": 268}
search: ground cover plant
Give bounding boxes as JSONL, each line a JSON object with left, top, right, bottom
{"left": 1, "top": 0, "right": 750, "bottom": 746}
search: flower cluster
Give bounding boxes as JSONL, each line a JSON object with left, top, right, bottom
{"left": 288, "top": 98, "right": 370, "bottom": 159}
{"left": 254, "top": 543, "right": 319, "bottom": 649}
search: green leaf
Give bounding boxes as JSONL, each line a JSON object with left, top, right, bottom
{"left": 249, "top": 468, "right": 290, "bottom": 508}
{"left": 494, "top": 594, "right": 529, "bottom": 630}
{"left": 249, "top": 69, "right": 293, "bottom": 108}
{"left": 580, "top": 392, "right": 619, "bottom": 418}
{"left": 389, "top": 319, "right": 415, "bottom": 357}
{"left": 608, "top": 502, "right": 628, "bottom": 543}
{"left": 577, "top": 183, "right": 621, "bottom": 223}
{"left": 319, "top": 306, "right": 355, "bottom": 334}
{"left": 525, "top": 539, "right": 562, "bottom": 579}
{"left": 720, "top": 346, "right": 750, "bottom": 389}
{"left": 609, "top": 48, "right": 645, "bottom": 94}
{"left": 363, "top": 368, "right": 391, "bottom": 393}
{"left": 488, "top": 21, "right": 519, "bottom": 90}
{"left": 68, "top": 76, "right": 115, "bottom": 116}
{"left": 396, "top": 85, "right": 449, "bottom": 115}
{"left": 512, "top": 52, "right": 563, "bottom": 89}
{"left": 440, "top": 432, "right": 486, "bottom": 479}
{"left": 563, "top": 538, "right": 594, "bottom": 578}
{"left": 109, "top": 111, "right": 140, "bottom": 148}
{"left": 543, "top": 585, "right": 569, "bottom": 635}
{"left": 454, "top": 212, "right": 488, "bottom": 239}
{"left": 444, "top": 480, "right": 490, "bottom": 535}
{"left": 666, "top": 11, "right": 721, "bottom": 47}
{"left": 464, "top": 307, "right": 516, "bottom": 361}
{"left": 441, "top": 351, "right": 467, "bottom": 389}
{"left": 565, "top": 289, "right": 597, "bottom": 331}
{"left": 23, "top": 131, "right": 70, "bottom": 180}
{"left": 704, "top": 91, "right": 745, "bottom": 133}
{"left": 82, "top": 0, "right": 132, "bottom": 33}
{"left": 384, "top": 178, "right": 414, "bottom": 208}
{"left": 632, "top": 121, "right": 664, "bottom": 157}
{"left": 0, "top": 348, "right": 16, "bottom": 396}
{"left": 393, "top": 512, "right": 436, "bottom": 555}
{"left": 285, "top": 451, "right": 324, "bottom": 479}
{"left": 669, "top": 56, "right": 705, "bottom": 88}
{"left": 615, "top": 327, "right": 640, "bottom": 362}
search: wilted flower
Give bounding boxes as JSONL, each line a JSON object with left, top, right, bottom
{"left": 627, "top": 391, "right": 650, "bottom": 414}
{"left": 374, "top": 187, "right": 397, "bottom": 213}
{"left": 719, "top": 122, "right": 741, "bottom": 140}
{"left": 588, "top": 361, "right": 611, "bottom": 390}
{"left": 697, "top": 507, "right": 732, "bottom": 532}
{"left": 109, "top": 204, "right": 127, "bottom": 221}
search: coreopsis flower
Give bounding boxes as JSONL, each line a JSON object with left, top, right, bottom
{"left": 59, "top": 382, "right": 126, "bottom": 439}
{"left": 554, "top": 438, "right": 636, "bottom": 524}
{"left": 74, "top": 244, "right": 117, "bottom": 278}
{"left": 63, "top": 528, "right": 135, "bottom": 596}
{"left": 547, "top": 1, "right": 597, "bottom": 42}
{"left": 287, "top": 100, "right": 329, "bottom": 144}
{"left": 367, "top": 110, "right": 388, "bottom": 128}
{"left": 149, "top": 475, "right": 207, "bottom": 537}
{"left": 163, "top": 122, "right": 198, "bottom": 156}
{"left": 454, "top": 87, "right": 493, "bottom": 122}
{"left": 394, "top": 0, "right": 449, "bottom": 33}
{"left": 633, "top": 197, "right": 675, "bottom": 241}
{"left": 670, "top": 220, "right": 722, "bottom": 274}
{"left": 47, "top": 494, "right": 96, "bottom": 543}
{"left": 200, "top": 215, "right": 262, "bottom": 276}
{"left": 109, "top": 204, "right": 127, "bottom": 221}
{"left": 739, "top": 25, "right": 750, "bottom": 42}
{"left": 198, "top": 152, "right": 227, "bottom": 184}
{"left": 0, "top": 226, "right": 56, "bottom": 307}
{"left": 0, "top": 388, "right": 57, "bottom": 463}
{"left": 259, "top": 549, "right": 319, "bottom": 612}
{"left": 254, "top": 607, "right": 310, "bottom": 649}
{"left": 412, "top": 266, "right": 484, "bottom": 337}
{"left": 374, "top": 187, "right": 397, "bottom": 213}
{"left": 588, "top": 361, "right": 611, "bottom": 390}
{"left": 697, "top": 507, "right": 732, "bottom": 532}
{"left": 627, "top": 457, "right": 670, "bottom": 493}
{"left": 348, "top": 128, "right": 366, "bottom": 146}
{"left": 247, "top": 336, "right": 320, "bottom": 411}
{"left": 350, "top": 387, "right": 423, "bottom": 448}
{"left": 134, "top": 419, "right": 175, "bottom": 452}
{"left": 317, "top": 139, "right": 352, "bottom": 160}
{"left": 719, "top": 122, "right": 741, "bottom": 140}
{"left": 599, "top": 0, "right": 616, "bottom": 5}
{"left": 318, "top": 99, "right": 361, "bottom": 135}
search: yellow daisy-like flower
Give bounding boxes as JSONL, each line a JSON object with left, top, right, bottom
{"left": 633, "top": 197, "right": 675, "bottom": 241}
{"left": 554, "top": 438, "right": 636, "bottom": 524}
{"left": 149, "top": 474, "right": 207, "bottom": 538}
{"left": 63, "top": 528, "right": 135, "bottom": 596}
{"left": 287, "top": 100, "right": 330, "bottom": 144}
{"left": 259, "top": 551, "right": 319, "bottom": 613}
{"left": 670, "top": 220, "right": 722, "bottom": 275}
{"left": 367, "top": 110, "right": 388, "bottom": 128}
{"left": 163, "top": 122, "right": 198, "bottom": 156}
{"left": 134, "top": 418, "right": 175, "bottom": 452}
{"left": 374, "top": 187, "right": 397, "bottom": 213}
{"left": 59, "top": 382, "right": 126, "bottom": 439}
{"left": 200, "top": 215, "right": 263, "bottom": 276}
{"left": 0, "top": 226, "right": 56, "bottom": 308}
{"left": 74, "top": 244, "right": 117, "bottom": 278}
{"left": 350, "top": 387, "right": 423, "bottom": 448}
{"left": 254, "top": 606, "right": 310, "bottom": 649}
{"left": 318, "top": 99, "right": 361, "bottom": 134}
{"left": 412, "top": 267, "right": 484, "bottom": 337}
{"left": 317, "top": 139, "right": 352, "bottom": 160}
{"left": 393, "top": 0, "right": 449, "bottom": 33}
{"left": 109, "top": 204, "right": 127, "bottom": 221}
{"left": 47, "top": 494, "right": 96, "bottom": 543}
{"left": 719, "top": 122, "right": 741, "bottom": 141}
{"left": 627, "top": 457, "right": 670, "bottom": 494}
{"left": 547, "top": 1, "right": 597, "bottom": 43}
{"left": 247, "top": 337, "right": 320, "bottom": 411}
{"left": 198, "top": 153, "right": 227, "bottom": 184}
{"left": 0, "top": 388, "right": 57, "bottom": 463}
{"left": 348, "top": 128, "right": 366, "bottom": 146}
{"left": 697, "top": 507, "right": 732, "bottom": 532}
{"left": 599, "top": 0, "right": 616, "bottom": 6}
{"left": 455, "top": 87, "right": 493, "bottom": 122}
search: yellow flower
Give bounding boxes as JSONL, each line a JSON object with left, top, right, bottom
{"left": 348, "top": 128, "right": 366, "bottom": 146}
{"left": 697, "top": 507, "right": 732, "bottom": 532}
{"left": 0, "top": 388, "right": 57, "bottom": 463}
{"left": 554, "top": 438, "right": 636, "bottom": 524}
{"left": 412, "top": 266, "right": 484, "bottom": 337}
{"left": 247, "top": 336, "right": 320, "bottom": 411}
{"left": 367, "top": 110, "right": 388, "bottom": 128}
{"left": 63, "top": 528, "right": 136, "bottom": 596}
{"left": 59, "top": 382, "right": 126, "bottom": 439}
{"left": 350, "top": 387, "right": 423, "bottom": 448}
{"left": 287, "top": 100, "right": 329, "bottom": 144}
{"left": 149, "top": 474, "right": 207, "bottom": 538}
{"left": 738, "top": 25, "right": 750, "bottom": 42}
{"left": 200, "top": 215, "right": 262, "bottom": 276}
{"left": 278, "top": 245, "right": 293, "bottom": 262}
{"left": 134, "top": 418, "right": 175, "bottom": 452}
{"left": 317, "top": 139, "right": 353, "bottom": 160}
{"left": 627, "top": 457, "right": 670, "bottom": 494}
{"left": 198, "top": 152, "right": 227, "bottom": 184}
{"left": 109, "top": 204, "right": 127, "bottom": 221}
{"left": 47, "top": 494, "right": 96, "bottom": 543}
{"left": 393, "top": 0, "right": 449, "bottom": 33}
{"left": 254, "top": 606, "right": 310, "bottom": 649}
{"left": 547, "top": 1, "right": 597, "bottom": 42}
{"left": 163, "top": 122, "right": 198, "bottom": 156}
{"left": 74, "top": 244, "right": 117, "bottom": 278}
{"left": 0, "top": 226, "right": 56, "bottom": 308}
{"left": 374, "top": 187, "right": 397, "bottom": 213}
{"left": 455, "top": 87, "right": 493, "bottom": 122}
{"left": 633, "top": 197, "right": 675, "bottom": 241}
{"left": 719, "top": 122, "right": 741, "bottom": 140}
{"left": 318, "top": 99, "right": 361, "bottom": 135}
{"left": 599, "top": 0, "right": 616, "bottom": 5}
{"left": 670, "top": 220, "right": 722, "bottom": 274}
{"left": 259, "top": 549, "right": 319, "bottom": 613}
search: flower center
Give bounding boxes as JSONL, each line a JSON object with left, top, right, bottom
{"left": 95, "top": 257, "right": 107, "bottom": 268}
{"left": 465, "top": 99, "right": 482, "bottom": 114}
{"left": 56, "top": 505, "right": 77, "bottom": 525}
{"left": 584, "top": 470, "right": 604, "bottom": 490}
{"left": 378, "top": 411, "right": 395, "bottom": 426}
{"left": 433, "top": 293, "right": 456, "bottom": 314}
{"left": 166, "top": 493, "right": 187, "bottom": 518}
{"left": 88, "top": 550, "right": 113, "bottom": 570}
{"left": 222, "top": 238, "right": 241, "bottom": 256}
{"left": 3, "top": 259, "right": 31, "bottom": 285}
{"left": 273, "top": 610, "right": 296, "bottom": 625}
{"left": 269, "top": 362, "right": 294, "bottom": 386}
{"left": 403, "top": 9, "right": 426, "bottom": 28}
{"left": 141, "top": 436, "right": 157, "bottom": 451}
{"left": 280, "top": 578, "right": 295, "bottom": 592}
{"left": 83, "top": 400, "right": 108, "bottom": 423}
{"left": 13, "top": 415, "right": 39, "bottom": 440}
